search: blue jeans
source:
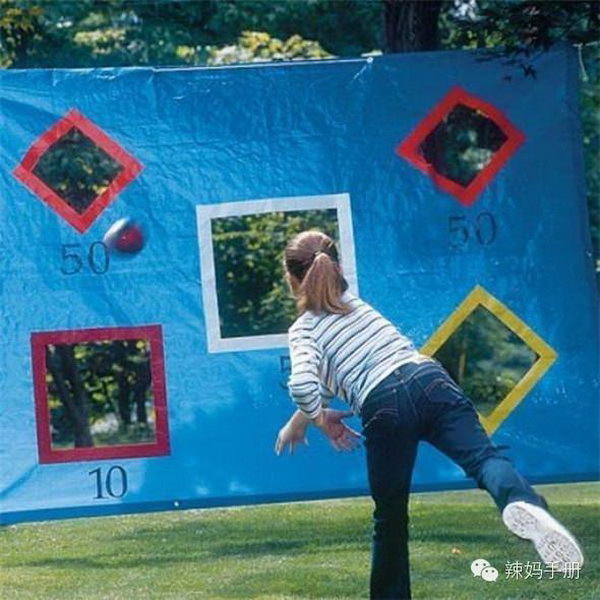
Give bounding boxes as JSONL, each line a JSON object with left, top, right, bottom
{"left": 360, "top": 359, "right": 548, "bottom": 600}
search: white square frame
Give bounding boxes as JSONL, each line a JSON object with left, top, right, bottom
{"left": 196, "top": 193, "right": 359, "bottom": 353}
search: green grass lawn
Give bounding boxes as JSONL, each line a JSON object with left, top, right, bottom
{"left": 1, "top": 482, "right": 597, "bottom": 599}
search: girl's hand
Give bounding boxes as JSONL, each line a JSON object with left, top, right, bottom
{"left": 313, "top": 409, "right": 363, "bottom": 452}
{"left": 275, "top": 418, "right": 309, "bottom": 456}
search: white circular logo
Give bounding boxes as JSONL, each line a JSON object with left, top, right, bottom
{"left": 471, "top": 558, "right": 491, "bottom": 577}
{"left": 481, "top": 566, "right": 499, "bottom": 582}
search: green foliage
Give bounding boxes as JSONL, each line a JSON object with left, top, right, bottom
{"left": 206, "top": 30, "right": 333, "bottom": 66}
{"left": 33, "top": 127, "right": 123, "bottom": 213}
{"left": 0, "top": 0, "right": 43, "bottom": 67}
{"left": 441, "top": 1, "right": 599, "bottom": 53}
{"left": 211, "top": 210, "right": 338, "bottom": 338}
{"left": 433, "top": 305, "right": 538, "bottom": 416}
{"left": 47, "top": 340, "right": 155, "bottom": 448}
{"left": 0, "top": 0, "right": 380, "bottom": 68}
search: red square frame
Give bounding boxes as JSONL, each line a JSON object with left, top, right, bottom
{"left": 14, "top": 109, "right": 143, "bottom": 234}
{"left": 31, "top": 325, "right": 170, "bottom": 464}
{"left": 396, "top": 86, "right": 525, "bottom": 207}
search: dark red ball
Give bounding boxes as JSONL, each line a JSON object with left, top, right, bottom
{"left": 103, "top": 218, "right": 146, "bottom": 254}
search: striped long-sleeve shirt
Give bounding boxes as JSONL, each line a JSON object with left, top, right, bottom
{"left": 287, "top": 289, "right": 432, "bottom": 419}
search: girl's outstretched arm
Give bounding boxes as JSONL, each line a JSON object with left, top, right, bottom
{"left": 313, "top": 409, "right": 362, "bottom": 451}
{"left": 274, "top": 409, "right": 310, "bottom": 455}
{"left": 279, "top": 322, "right": 361, "bottom": 454}
{"left": 275, "top": 408, "right": 362, "bottom": 455}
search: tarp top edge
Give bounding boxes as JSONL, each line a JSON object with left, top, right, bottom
{"left": 0, "top": 42, "right": 573, "bottom": 76}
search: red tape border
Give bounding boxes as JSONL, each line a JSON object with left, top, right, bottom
{"left": 396, "top": 86, "right": 525, "bottom": 207}
{"left": 14, "top": 109, "right": 143, "bottom": 233}
{"left": 31, "top": 324, "right": 170, "bottom": 464}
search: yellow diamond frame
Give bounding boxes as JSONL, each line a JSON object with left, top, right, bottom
{"left": 420, "top": 285, "right": 557, "bottom": 435}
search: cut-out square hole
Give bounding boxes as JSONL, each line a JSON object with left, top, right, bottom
{"left": 197, "top": 194, "right": 359, "bottom": 353}
{"left": 212, "top": 208, "right": 339, "bottom": 339}
{"left": 396, "top": 87, "right": 525, "bottom": 206}
{"left": 420, "top": 285, "right": 557, "bottom": 435}
{"left": 433, "top": 305, "right": 538, "bottom": 417}
{"left": 31, "top": 325, "right": 170, "bottom": 463}
{"left": 418, "top": 104, "right": 509, "bottom": 188}
{"left": 32, "top": 127, "right": 123, "bottom": 215}
{"left": 14, "top": 109, "right": 143, "bottom": 233}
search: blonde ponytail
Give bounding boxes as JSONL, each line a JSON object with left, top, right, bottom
{"left": 284, "top": 231, "right": 353, "bottom": 316}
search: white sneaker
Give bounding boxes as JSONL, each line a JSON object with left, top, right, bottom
{"left": 502, "top": 501, "right": 584, "bottom": 570}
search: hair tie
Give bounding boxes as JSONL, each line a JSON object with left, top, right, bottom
{"left": 313, "top": 250, "right": 325, "bottom": 260}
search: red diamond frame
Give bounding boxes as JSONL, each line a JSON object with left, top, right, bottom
{"left": 31, "top": 325, "right": 170, "bottom": 464}
{"left": 13, "top": 109, "right": 143, "bottom": 233}
{"left": 396, "top": 86, "right": 525, "bottom": 206}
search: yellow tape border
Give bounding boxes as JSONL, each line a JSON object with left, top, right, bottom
{"left": 419, "top": 285, "right": 557, "bottom": 435}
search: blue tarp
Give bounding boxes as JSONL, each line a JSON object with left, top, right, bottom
{"left": 1, "top": 45, "right": 598, "bottom": 524}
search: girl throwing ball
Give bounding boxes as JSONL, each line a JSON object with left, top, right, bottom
{"left": 275, "top": 230, "right": 584, "bottom": 600}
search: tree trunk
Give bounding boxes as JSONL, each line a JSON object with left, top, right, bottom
{"left": 133, "top": 364, "right": 151, "bottom": 425}
{"left": 115, "top": 341, "right": 132, "bottom": 428}
{"left": 48, "top": 346, "right": 94, "bottom": 447}
{"left": 458, "top": 334, "right": 467, "bottom": 384}
{"left": 383, "top": 0, "right": 444, "bottom": 53}
{"left": 117, "top": 371, "right": 132, "bottom": 428}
